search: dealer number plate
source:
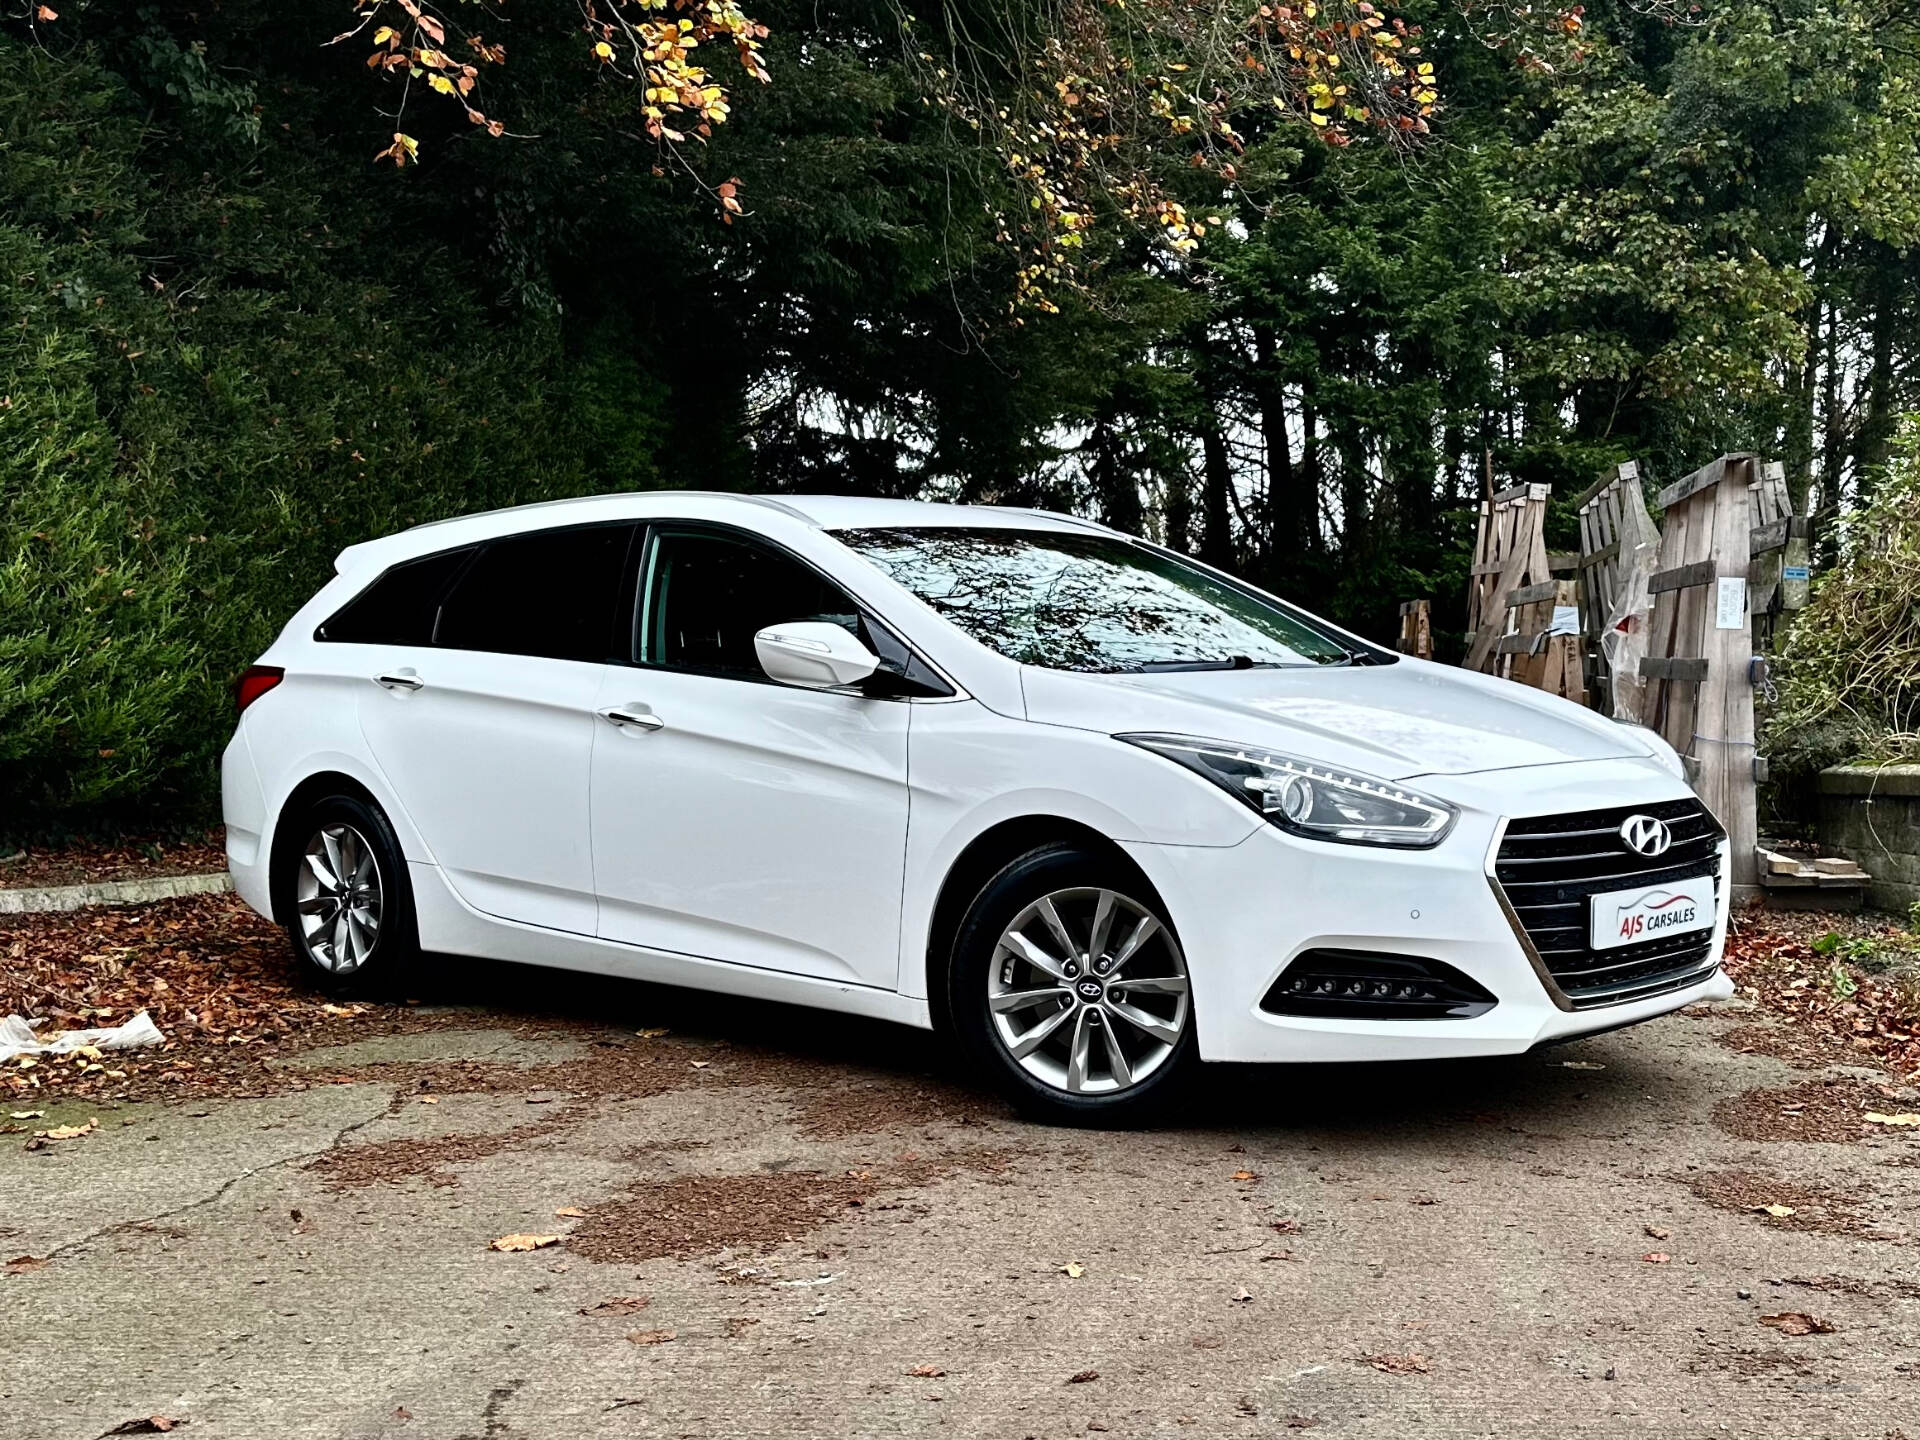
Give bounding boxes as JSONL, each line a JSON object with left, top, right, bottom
{"left": 1588, "top": 875, "right": 1715, "bottom": 951}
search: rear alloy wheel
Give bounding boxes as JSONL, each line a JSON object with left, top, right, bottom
{"left": 295, "top": 823, "right": 384, "bottom": 976}
{"left": 950, "top": 845, "right": 1197, "bottom": 1125}
{"left": 277, "top": 793, "right": 417, "bottom": 994}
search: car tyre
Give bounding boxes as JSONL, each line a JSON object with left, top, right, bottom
{"left": 274, "top": 793, "right": 419, "bottom": 996}
{"left": 947, "top": 843, "right": 1197, "bottom": 1127}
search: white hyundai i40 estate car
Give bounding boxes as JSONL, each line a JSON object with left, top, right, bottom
{"left": 223, "top": 492, "right": 1733, "bottom": 1122}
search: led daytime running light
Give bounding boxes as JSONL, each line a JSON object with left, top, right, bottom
{"left": 1120, "top": 735, "right": 1458, "bottom": 849}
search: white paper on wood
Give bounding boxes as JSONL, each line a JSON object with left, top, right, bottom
{"left": 1714, "top": 576, "right": 1747, "bottom": 630}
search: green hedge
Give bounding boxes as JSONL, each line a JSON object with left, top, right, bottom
{"left": 0, "top": 43, "right": 657, "bottom": 834}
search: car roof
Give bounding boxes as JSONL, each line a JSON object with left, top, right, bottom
{"left": 766, "top": 494, "right": 1108, "bottom": 533}
{"left": 332, "top": 491, "right": 1112, "bottom": 574}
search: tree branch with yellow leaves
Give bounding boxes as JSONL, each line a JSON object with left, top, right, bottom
{"left": 334, "top": 0, "right": 768, "bottom": 218}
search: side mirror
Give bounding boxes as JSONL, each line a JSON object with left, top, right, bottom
{"left": 753, "top": 621, "right": 881, "bottom": 690}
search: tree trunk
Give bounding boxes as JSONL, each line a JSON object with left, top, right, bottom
{"left": 1088, "top": 416, "right": 1142, "bottom": 535}
{"left": 1855, "top": 243, "right": 1899, "bottom": 499}
{"left": 1250, "top": 326, "right": 1309, "bottom": 584}
{"left": 1199, "top": 419, "right": 1235, "bottom": 568}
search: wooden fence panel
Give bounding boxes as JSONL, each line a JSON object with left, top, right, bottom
{"left": 1465, "top": 483, "right": 1551, "bottom": 673}
{"left": 1639, "top": 454, "right": 1758, "bottom": 889}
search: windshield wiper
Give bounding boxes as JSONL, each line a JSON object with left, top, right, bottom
{"left": 1128, "top": 655, "right": 1282, "bottom": 673}
{"left": 1332, "top": 645, "right": 1389, "bottom": 666}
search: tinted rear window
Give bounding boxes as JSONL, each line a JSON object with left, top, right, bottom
{"left": 435, "top": 523, "right": 636, "bottom": 662}
{"left": 318, "top": 547, "right": 474, "bottom": 646}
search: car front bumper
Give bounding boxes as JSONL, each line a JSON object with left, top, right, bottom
{"left": 1125, "top": 757, "right": 1734, "bottom": 1065}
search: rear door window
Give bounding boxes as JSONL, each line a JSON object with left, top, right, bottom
{"left": 435, "top": 523, "right": 638, "bottom": 663}
{"left": 318, "top": 547, "right": 475, "bottom": 646}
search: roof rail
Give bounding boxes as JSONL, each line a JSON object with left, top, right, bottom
{"left": 1002, "top": 507, "right": 1117, "bottom": 536}
{"left": 397, "top": 488, "right": 817, "bottom": 535}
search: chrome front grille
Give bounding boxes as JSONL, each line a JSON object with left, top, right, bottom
{"left": 1492, "top": 798, "right": 1724, "bottom": 1010}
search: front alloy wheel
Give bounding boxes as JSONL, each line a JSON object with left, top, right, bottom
{"left": 988, "top": 887, "right": 1191, "bottom": 1095}
{"left": 947, "top": 844, "right": 1198, "bottom": 1124}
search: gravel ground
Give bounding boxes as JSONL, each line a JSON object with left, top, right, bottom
{"left": 4, "top": 903, "right": 1920, "bottom": 1439}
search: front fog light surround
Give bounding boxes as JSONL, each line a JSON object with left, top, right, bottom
{"left": 1121, "top": 734, "right": 1458, "bottom": 848}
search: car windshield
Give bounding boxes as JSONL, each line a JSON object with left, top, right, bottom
{"left": 832, "top": 527, "right": 1356, "bottom": 673}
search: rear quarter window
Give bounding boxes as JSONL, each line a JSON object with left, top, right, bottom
{"left": 317, "top": 547, "right": 474, "bottom": 646}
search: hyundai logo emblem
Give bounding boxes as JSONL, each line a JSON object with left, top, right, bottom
{"left": 1076, "top": 980, "right": 1104, "bottom": 1001}
{"left": 1618, "top": 814, "right": 1674, "bottom": 858}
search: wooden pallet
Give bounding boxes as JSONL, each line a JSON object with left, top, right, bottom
{"left": 1464, "top": 482, "right": 1552, "bottom": 674}
{"left": 1496, "top": 578, "right": 1586, "bottom": 704}
{"left": 1756, "top": 846, "right": 1867, "bottom": 887}
{"left": 1575, "top": 461, "right": 1660, "bottom": 715}
{"left": 1747, "top": 459, "right": 1811, "bottom": 649}
{"left": 1396, "top": 599, "right": 1433, "bottom": 660}
{"left": 1640, "top": 455, "right": 1760, "bottom": 889}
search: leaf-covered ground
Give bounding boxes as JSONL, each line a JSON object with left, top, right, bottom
{"left": 5, "top": 894, "right": 1919, "bottom": 1115}
{"left": 0, "top": 893, "right": 451, "bottom": 1105}
{"left": 7, "top": 890, "right": 1920, "bottom": 1435}
{"left": 1722, "top": 909, "right": 1920, "bottom": 1082}
{"left": 0, "top": 829, "right": 226, "bottom": 891}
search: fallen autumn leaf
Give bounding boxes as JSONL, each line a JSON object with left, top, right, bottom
{"left": 579, "top": 1297, "right": 650, "bottom": 1317}
{"left": 489, "top": 1233, "right": 560, "bottom": 1252}
{"left": 1758, "top": 1312, "right": 1835, "bottom": 1336}
{"left": 1361, "top": 1352, "right": 1429, "bottom": 1375}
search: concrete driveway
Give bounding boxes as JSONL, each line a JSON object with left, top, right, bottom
{"left": 3, "top": 965, "right": 1917, "bottom": 1440}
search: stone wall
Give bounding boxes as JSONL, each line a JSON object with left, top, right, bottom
{"left": 1817, "top": 765, "right": 1920, "bottom": 916}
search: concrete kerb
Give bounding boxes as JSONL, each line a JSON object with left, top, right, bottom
{"left": 0, "top": 871, "right": 233, "bottom": 916}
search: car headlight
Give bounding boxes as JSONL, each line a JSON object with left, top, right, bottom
{"left": 1120, "top": 734, "right": 1458, "bottom": 848}
{"left": 1614, "top": 721, "right": 1688, "bottom": 781}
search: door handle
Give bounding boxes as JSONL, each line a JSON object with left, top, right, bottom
{"left": 599, "top": 705, "right": 664, "bottom": 732}
{"left": 375, "top": 670, "right": 424, "bottom": 692}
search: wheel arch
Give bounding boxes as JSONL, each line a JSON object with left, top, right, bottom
{"left": 921, "top": 815, "right": 1174, "bottom": 1034}
{"left": 266, "top": 770, "right": 385, "bottom": 927}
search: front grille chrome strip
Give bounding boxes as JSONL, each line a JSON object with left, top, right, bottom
{"left": 1484, "top": 815, "right": 1577, "bottom": 1015}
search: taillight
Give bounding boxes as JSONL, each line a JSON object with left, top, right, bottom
{"left": 234, "top": 665, "right": 285, "bottom": 714}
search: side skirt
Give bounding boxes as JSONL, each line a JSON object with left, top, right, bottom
{"left": 408, "top": 861, "right": 934, "bottom": 1031}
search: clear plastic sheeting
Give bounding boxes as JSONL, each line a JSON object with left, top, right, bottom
{"left": 0, "top": 1010, "right": 164, "bottom": 1063}
{"left": 1601, "top": 535, "right": 1658, "bottom": 723}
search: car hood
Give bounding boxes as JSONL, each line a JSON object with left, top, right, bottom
{"left": 1018, "top": 658, "right": 1655, "bottom": 781}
